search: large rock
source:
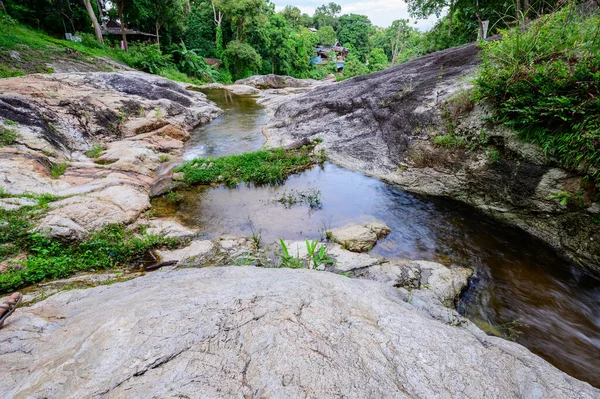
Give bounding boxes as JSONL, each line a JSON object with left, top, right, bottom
{"left": 327, "top": 220, "right": 391, "bottom": 252}
{"left": 0, "top": 267, "right": 597, "bottom": 398}
{"left": 235, "top": 74, "right": 318, "bottom": 89}
{"left": 263, "top": 43, "right": 600, "bottom": 271}
{"left": 0, "top": 72, "right": 221, "bottom": 241}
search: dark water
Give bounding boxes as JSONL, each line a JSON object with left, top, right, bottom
{"left": 158, "top": 89, "right": 600, "bottom": 387}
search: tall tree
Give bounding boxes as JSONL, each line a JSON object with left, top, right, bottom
{"left": 338, "top": 14, "right": 373, "bottom": 61}
{"left": 313, "top": 2, "right": 341, "bottom": 30}
{"left": 211, "top": 0, "right": 223, "bottom": 56}
{"left": 82, "top": 0, "right": 104, "bottom": 44}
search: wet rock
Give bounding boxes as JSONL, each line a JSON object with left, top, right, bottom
{"left": 327, "top": 220, "right": 391, "bottom": 252}
{"left": 196, "top": 82, "right": 260, "bottom": 95}
{"left": 327, "top": 244, "right": 384, "bottom": 271}
{"left": 235, "top": 74, "right": 318, "bottom": 89}
{"left": 1, "top": 267, "right": 597, "bottom": 398}
{"left": 172, "top": 172, "right": 185, "bottom": 181}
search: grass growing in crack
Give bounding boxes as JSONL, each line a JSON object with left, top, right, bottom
{"left": 0, "top": 195, "right": 181, "bottom": 293}
{"left": 159, "top": 154, "right": 170, "bottom": 163}
{"left": 0, "top": 126, "right": 20, "bottom": 146}
{"left": 176, "top": 147, "right": 316, "bottom": 187}
{"left": 86, "top": 144, "right": 104, "bottom": 158}
{"left": 50, "top": 162, "right": 69, "bottom": 179}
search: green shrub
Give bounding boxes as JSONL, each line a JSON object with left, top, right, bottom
{"left": 120, "top": 43, "right": 172, "bottom": 74}
{"left": 308, "top": 66, "right": 329, "bottom": 80}
{"left": 216, "top": 68, "right": 233, "bottom": 84}
{"left": 477, "top": 6, "right": 600, "bottom": 187}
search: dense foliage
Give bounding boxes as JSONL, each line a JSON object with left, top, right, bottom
{"left": 476, "top": 6, "right": 600, "bottom": 187}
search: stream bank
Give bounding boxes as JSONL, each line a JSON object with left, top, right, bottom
{"left": 157, "top": 85, "right": 600, "bottom": 388}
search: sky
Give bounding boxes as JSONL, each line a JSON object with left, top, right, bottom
{"left": 273, "top": 0, "right": 441, "bottom": 31}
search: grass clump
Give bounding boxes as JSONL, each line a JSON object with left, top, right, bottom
{"left": 86, "top": 144, "right": 104, "bottom": 158}
{"left": 476, "top": 6, "right": 600, "bottom": 188}
{"left": 50, "top": 162, "right": 68, "bottom": 179}
{"left": 0, "top": 126, "right": 20, "bottom": 146}
{"left": 0, "top": 64, "right": 26, "bottom": 79}
{"left": 0, "top": 197, "right": 181, "bottom": 293}
{"left": 433, "top": 133, "right": 467, "bottom": 149}
{"left": 177, "top": 147, "right": 315, "bottom": 187}
{"left": 159, "top": 154, "right": 170, "bottom": 163}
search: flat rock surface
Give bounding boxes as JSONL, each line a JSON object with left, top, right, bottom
{"left": 0, "top": 267, "right": 597, "bottom": 398}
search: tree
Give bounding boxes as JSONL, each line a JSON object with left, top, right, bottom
{"left": 133, "top": 0, "right": 187, "bottom": 48}
{"left": 115, "top": 0, "right": 128, "bottom": 50}
{"left": 222, "top": 40, "right": 261, "bottom": 79}
{"left": 211, "top": 0, "right": 223, "bottom": 56}
{"left": 313, "top": 2, "right": 341, "bottom": 30}
{"left": 262, "top": 13, "right": 292, "bottom": 74}
{"left": 82, "top": 0, "right": 104, "bottom": 44}
{"left": 341, "top": 51, "right": 368, "bottom": 79}
{"left": 368, "top": 48, "right": 387, "bottom": 72}
{"left": 338, "top": 14, "right": 373, "bottom": 61}
{"left": 317, "top": 25, "right": 336, "bottom": 46}
{"left": 216, "top": 0, "right": 267, "bottom": 41}
{"left": 281, "top": 5, "right": 301, "bottom": 28}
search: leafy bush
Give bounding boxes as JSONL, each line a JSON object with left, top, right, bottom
{"left": 80, "top": 32, "right": 104, "bottom": 49}
{"left": 368, "top": 47, "right": 388, "bottom": 72}
{"left": 215, "top": 68, "right": 233, "bottom": 84}
{"left": 477, "top": 6, "right": 600, "bottom": 186}
{"left": 308, "top": 66, "right": 329, "bottom": 80}
{"left": 222, "top": 40, "right": 262, "bottom": 80}
{"left": 120, "top": 43, "right": 172, "bottom": 74}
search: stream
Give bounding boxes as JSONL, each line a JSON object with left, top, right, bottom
{"left": 154, "top": 88, "right": 600, "bottom": 387}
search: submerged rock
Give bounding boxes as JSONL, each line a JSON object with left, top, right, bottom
{"left": 0, "top": 267, "right": 597, "bottom": 398}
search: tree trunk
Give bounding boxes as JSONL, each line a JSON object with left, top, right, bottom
{"left": 523, "top": 0, "right": 530, "bottom": 20}
{"left": 118, "top": 0, "right": 128, "bottom": 50}
{"left": 95, "top": 0, "right": 105, "bottom": 26}
{"left": 447, "top": 0, "right": 454, "bottom": 37}
{"left": 0, "top": 0, "right": 6, "bottom": 13}
{"left": 82, "top": 0, "right": 104, "bottom": 44}
{"left": 516, "top": 0, "right": 521, "bottom": 22}
{"left": 155, "top": 20, "right": 160, "bottom": 49}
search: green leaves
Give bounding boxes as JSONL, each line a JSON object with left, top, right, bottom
{"left": 476, "top": 6, "right": 600, "bottom": 189}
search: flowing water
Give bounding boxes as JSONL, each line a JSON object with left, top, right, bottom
{"left": 155, "top": 89, "right": 600, "bottom": 387}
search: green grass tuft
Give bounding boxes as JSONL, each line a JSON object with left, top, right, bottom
{"left": 176, "top": 147, "right": 316, "bottom": 187}
{"left": 50, "top": 162, "right": 68, "bottom": 179}
{"left": 85, "top": 144, "right": 104, "bottom": 158}
{"left": 0, "top": 126, "right": 20, "bottom": 146}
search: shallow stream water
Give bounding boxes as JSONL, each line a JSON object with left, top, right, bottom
{"left": 155, "top": 89, "right": 600, "bottom": 387}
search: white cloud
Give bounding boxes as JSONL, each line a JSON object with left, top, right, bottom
{"left": 273, "top": 0, "right": 441, "bottom": 30}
